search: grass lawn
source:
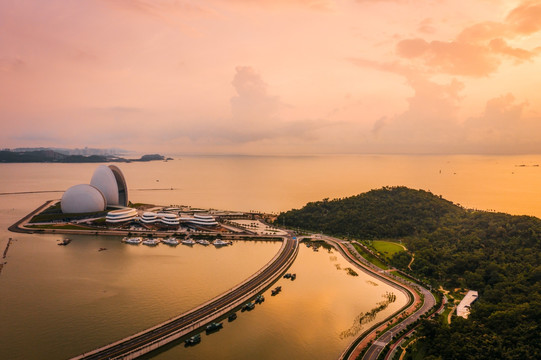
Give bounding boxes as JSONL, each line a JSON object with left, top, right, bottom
{"left": 371, "top": 240, "right": 405, "bottom": 260}
{"left": 352, "top": 243, "right": 389, "bottom": 270}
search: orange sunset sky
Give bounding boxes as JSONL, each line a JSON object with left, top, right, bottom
{"left": 1, "top": 0, "right": 541, "bottom": 155}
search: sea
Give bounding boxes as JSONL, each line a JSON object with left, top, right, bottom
{"left": 0, "top": 154, "right": 539, "bottom": 359}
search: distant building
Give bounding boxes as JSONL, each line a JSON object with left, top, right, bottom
{"left": 456, "top": 290, "right": 479, "bottom": 318}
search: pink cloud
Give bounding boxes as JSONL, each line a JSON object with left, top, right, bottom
{"left": 396, "top": 39, "right": 500, "bottom": 77}
{"left": 506, "top": 0, "right": 541, "bottom": 35}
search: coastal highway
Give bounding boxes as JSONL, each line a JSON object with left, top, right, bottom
{"left": 362, "top": 284, "right": 435, "bottom": 360}
{"left": 320, "top": 236, "right": 435, "bottom": 360}
{"left": 72, "top": 236, "right": 298, "bottom": 360}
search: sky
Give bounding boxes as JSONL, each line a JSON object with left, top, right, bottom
{"left": 1, "top": 0, "right": 541, "bottom": 155}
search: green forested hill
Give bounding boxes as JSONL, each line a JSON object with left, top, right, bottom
{"left": 277, "top": 186, "right": 462, "bottom": 238}
{"left": 277, "top": 187, "right": 541, "bottom": 359}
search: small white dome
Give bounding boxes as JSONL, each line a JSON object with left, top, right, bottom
{"left": 61, "top": 184, "right": 106, "bottom": 214}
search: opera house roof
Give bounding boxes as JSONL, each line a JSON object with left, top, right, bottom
{"left": 61, "top": 165, "right": 128, "bottom": 214}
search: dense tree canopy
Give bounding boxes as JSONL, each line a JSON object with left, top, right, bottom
{"left": 276, "top": 187, "right": 541, "bottom": 359}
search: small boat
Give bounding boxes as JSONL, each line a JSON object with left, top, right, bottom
{"left": 142, "top": 238, "right": 160, "bottom": 246}
{"left": 182, "top": 238, "right": 196, "bottom": 245}
{"left": 228, "top": 313, "right": 237, "bottom": 322}
{"left": 98, "top": 247, "right": 107, "bottom": 252}
{"left": 271, "top": 286, "right": 282, "bottom": 296}
{"left": 184, "top": 334, "right": 201, "bottom": 346}
{"left": 241, "top": 302, "right": 255, "bottom": 312}
{"left": 196, "top": 239, "right": 210, "bottom": 246}
{"left": 205, "top": 322, "right": 223, "bottom": 334}
{"left": 255, "top": 294, "right": 265, "bottom": 304}
{"left": 284, "top": 273, "right": 291, "bottom": 279}
{"left": 291, "top": 273, "right": 296, "bottom": 281}
{"left": 123, "top": 237, "right": 142, "bottom": 244}
{"left": 162, "top": 237, "right": 179, "bottom": 246}
{"left": 212, "top": 239, "right": 229, "bottom": 247}
{"left": 57, "top": 238, "right": 72, "bottom": 246}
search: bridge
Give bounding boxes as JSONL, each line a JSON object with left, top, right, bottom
{"left": 71, "top": 236, "right": 298, "bottom": 360}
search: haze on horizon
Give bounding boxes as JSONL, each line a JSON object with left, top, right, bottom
{"left": 1, "top": 0, "right": 541, "bottom": 155}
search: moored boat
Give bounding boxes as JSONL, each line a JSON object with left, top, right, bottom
{"left": 241, "top": 302, "right": 255, "bottom": 312}
{"left": 228, "top": 312, "right": 237, "bottom": 322}
{"left": 122, "top": 237, "right": 142, "bottom": 244}
{"left": 271, "top": 286, "right": 282, "bottom": 296}
{"left": 181, "top": 238, "right": 196, "bottom": 245}
{"left": 205, "top": 322, "right": 223, "bottom": 334}
{"left": 212, "top": 239, "right": 230, "bottom": 247}
{"left": 162, "top": 237, "right": 179, "bottom": 246}
{"left": 196, "top": 239, "right": 210, "bottom": 245}
{"left": 184, "top": 334, "right": 201, "bottom": 346}
{"left": 142, "top": 238, "right": 160, "bottom": 246}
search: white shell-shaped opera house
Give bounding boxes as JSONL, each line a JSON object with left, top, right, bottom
{"left": 61, "top": 165, "right": 129, "bottom": 214}
{"left": 90, "top": 165, "right": 128, "bottom": 207}
{"left": 61, "top": 184, "right": 107, "bottom": 214}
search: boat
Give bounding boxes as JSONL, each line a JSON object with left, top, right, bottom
{"left": 291, "top": 273, "right": 296, "bottom": 281}
{"left": 284, "top": 273, "right": 291, "bottom": 279}
{"left": 271, "top": 286, "right": 282, "bottom": 296}
{"left": 255, "top": 294, "right": 265, "bottom": 304}
{"left": 196, "top": 239, "right": 210, "bottom": 246}
{"left": 205, "top": 322, "right": 223, "bottom": 334}
{"left": 184, "top": 334, "right": 201, "bottom": 346}
{"left": 122, "top": 237, "right": 142, "bottom": 244}
{"left": 142, "top": 238, "right": 160, "bottom": 246}
{"left": 241, "top": 302, "right": 255, "bottom": 312}
{"left": 57, "top": 238, "right": 72, "bottom": 246}
{"left": 98, "top": 247, "right": 107, "bottom": 252}
{"left": 228, "top": 313, "right": 237, "bottom": 322}
{"left": 212, "top": 239, "right": 229, "bottom": 247}
{"left": 162, "top": 237, "right": 179, "bottom": 246}
{"left": 181, "top": 238, "right": 196, "bottom": 245}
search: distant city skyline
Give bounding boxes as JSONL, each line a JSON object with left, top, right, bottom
{"left": 1, "top": 0, "right": 541, "bottom": 155}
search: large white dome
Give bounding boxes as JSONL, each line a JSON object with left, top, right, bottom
{"left": 61, "top": 184, "right": 106, "bottom": 214}
{"left": 90, "top": 165, "right": 128, "bottom": 206}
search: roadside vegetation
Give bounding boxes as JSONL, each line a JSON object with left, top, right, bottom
{"left": 276, "top": 186, "right": 541, "bottom": 359}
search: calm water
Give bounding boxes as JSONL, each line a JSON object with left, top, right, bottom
{"left": 1, "top": 155, "right": 540, "bottom": 359}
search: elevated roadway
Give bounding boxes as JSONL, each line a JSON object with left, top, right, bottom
{"left": 71, "top": 236, "right": 298, "bottom": 360}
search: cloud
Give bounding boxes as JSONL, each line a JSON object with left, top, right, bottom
{"left": 506, "top": 0, "right": 541, "bottom": 35}
{"left": 396, "top": 38, "right": 501, "bottom": 77}
{"left": 489, "top": 38, "right": 539, "bottom": 63}
{"left": 100, "top": 0, "right": 209, "bottom": 16}
{"left": 227, "top": 0, "right": 333, "bottom": 11}
{"left": 393, "top": 1, "right": 541, "bottom": 77}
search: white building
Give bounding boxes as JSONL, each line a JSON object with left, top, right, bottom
{"left": 456, "top": 290, "right": 479, "bottom": 318}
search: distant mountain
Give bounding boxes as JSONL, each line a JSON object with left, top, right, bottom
{"left": 12, "top": 147, "right": 129, "bottom": 156}
{"left": 0, "top": 150, "right": 168, "bottom": 163}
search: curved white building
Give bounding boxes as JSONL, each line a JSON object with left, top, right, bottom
{"left": 186, "top": 214, "right": 218, "bottom": 226}
{"left": 141, "top": 212, "right": 159, "bottom": 224}
{"left": 90, "top": 165, "right": 128, "bottom": 207}
{"left": 159, "top": 213, "right": 180, "bottom": 226}
{"left": 106, "top": 208, "right": 138, "bottom": 223}
{"left": 61, "top": 184, "right": 106, "bottom": 214}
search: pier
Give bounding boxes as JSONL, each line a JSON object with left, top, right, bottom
{"left": 71, "top": 236, "right": 298, "bottom": 360}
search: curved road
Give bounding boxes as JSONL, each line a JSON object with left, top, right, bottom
{"left": 320, "top": 236, "right": 435, "bottom": 360}
{"left": 72, "top": 237, "right": 298, "bottom": 360}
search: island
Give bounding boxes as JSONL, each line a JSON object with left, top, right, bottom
{"left": 0, "top": 149, "right": 172, "bottom": 163}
